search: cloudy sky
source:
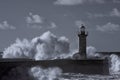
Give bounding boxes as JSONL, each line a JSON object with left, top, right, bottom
{"left": 0, "top": 0, "right": 120, "bottom": 52}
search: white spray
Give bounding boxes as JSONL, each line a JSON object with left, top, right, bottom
{"left": 1, "top": 31, "right": 69, "bottom": 80}
{"left": 2, "top": 31, "right": 70, "bottom": 60}
{"left": 1, "top": 31, "right": 120, "bottom": 80}
{"left": 30, "top": 67, "right": 62, "bottom": 80}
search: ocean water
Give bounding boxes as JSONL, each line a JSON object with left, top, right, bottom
{"left": 2, "top": 70, "right": 120, "bottom": 80}
{"left": 2, "top": 66, "right": 120, "bottom": 80}
{"left": 60, "top": 73, "right": 120, "bottom": 80}
{"left": 28, "top": 66, "right": 120, "bottom": 80}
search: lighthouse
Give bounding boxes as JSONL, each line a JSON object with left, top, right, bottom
{"left": 78, "top": 25, "right": 88, "bottom": 59}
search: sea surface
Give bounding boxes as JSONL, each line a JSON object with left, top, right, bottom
{"left": 59, "top": 73, "right": 120, "bottom": 80}
{"left": 1, "top": 66, "right": 120, "bottom": 80}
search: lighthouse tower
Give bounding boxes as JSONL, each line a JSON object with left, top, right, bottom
{"left": 78, "top": 25, "right": 88, "bottom": 59}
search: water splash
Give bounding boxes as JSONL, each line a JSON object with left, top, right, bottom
{"left": 1, "top": 31, "right": 120, "bottom": 80}
{"left": 30, "top": 67, "right": 62, "bottom": 80}
{"left": 2, "top": 31, "right": 70, "bottom": 60}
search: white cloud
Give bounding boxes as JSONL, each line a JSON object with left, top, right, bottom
{"left": 54, "top": 0, "right": 84, "bottom": 5}
{"left": 26, "top": 12, "right": 43, "bottom": 24}
{"left": 96, "top": 22, "right": 119, "bottom": 32}
{"left": 88, "top": 8, "right": 120, "bottom": 18}
{"left": 87, "top": 13, "right": 106, "bottom": 18}
{"left": 110, "top": 8, "right": 120, "bottom": 17}
{"left": 26, "top": 13, "right": 57, "bottom": 29}
{"left": 88, "top": 0, "right": 105, "bottom": 4}
{"left": 75, "top": 20, "right": 85, "bottom": 27}
{"left": 0, "top": 21, "right": 16, "bottom": 30}
{"left": 50, "top": 22, "right": 57, "bottom": 28}
{"left": 54, "top": 0, "right": 105, "bottom": 5}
